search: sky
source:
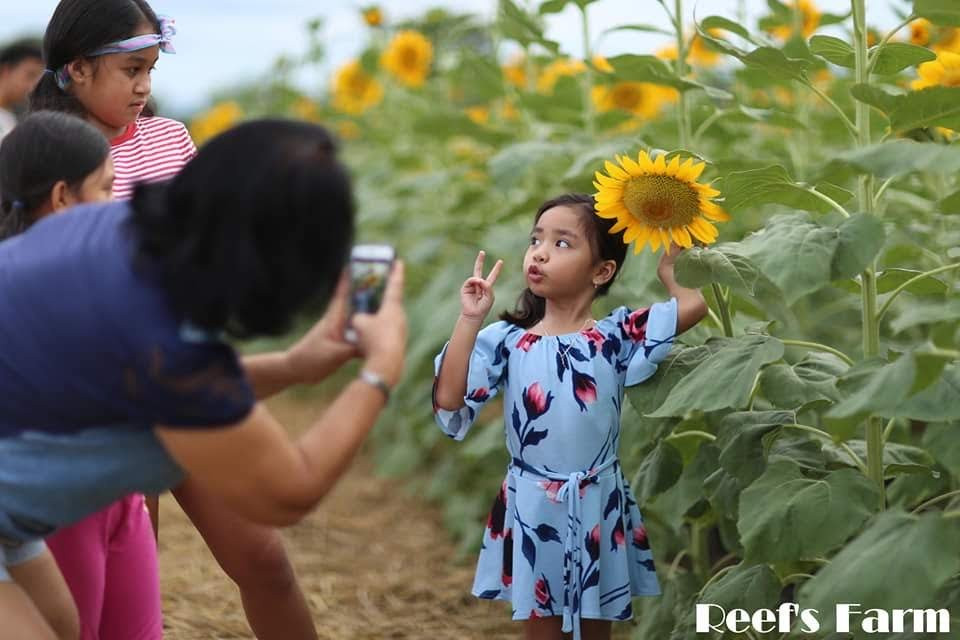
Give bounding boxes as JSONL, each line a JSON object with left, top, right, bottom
{"left": 0, "top": 1, "right": 908, "bottom": 116}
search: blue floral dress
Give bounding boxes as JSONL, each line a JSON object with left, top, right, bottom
{"left": 433, "top": 298, "right": 678, "bottom": 638}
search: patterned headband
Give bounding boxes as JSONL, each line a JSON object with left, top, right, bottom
{"left": 48, "top": 15, "right": 176, "bottom": 90}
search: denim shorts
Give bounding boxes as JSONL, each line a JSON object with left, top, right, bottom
{"left": 0, "top": 536, "right": 47, "bottom": 581}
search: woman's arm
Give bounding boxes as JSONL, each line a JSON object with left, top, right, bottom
{"left": 242, "top": 274, "right": 359, "bottom": 400}
{"left": 155, "top": 263, "right": 406, "bottom": 527}
{"left": 433, "top": 251, "right": 502, "bottom": 411}
{"left": 657, "top": 243, "right": 708, "bottom": 335}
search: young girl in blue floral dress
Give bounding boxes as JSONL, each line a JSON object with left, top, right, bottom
{"left": 433, "top": 193, "right": 708, "bottom": 640}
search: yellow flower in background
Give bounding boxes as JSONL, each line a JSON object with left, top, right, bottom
{"left": 465, "top": 106, "right": 490, "bottom": 125}
{"left": 933, "top": 27, "right": 960, "bottom": 54}
{"left": 290, "top": 97, "right": 320, "bottom": 122}
{"left": 332, "top": 60, "right": 383, "bottom": 115}
{"left": 593, "top": 151, "right": 729, "bottom": 253}
{"left": 656, "top": 44, "right": 678, "bottom": 61}
{"left": 592, "top": 54, "right": 614, "bottom": 73}
{"left": 537, "top": 58, "right": 586, "bottom": 93}
{"left": 912, "top": 50, "right": 960, "bottom": 89}
{"left": 770, "top": 0, "right": 821, "bottom": 39}
{"left": 190, "top": 101, "right": 243, "bottom": 146}
{"left": 656, "top": 31, "right": 722, "bottom": 68}
{"left": 380, "top": 30, "right": 433, "bottom": 88}
{"left": 362, "top": 6, "right": 383, "bottom": 27}
{"left": 498, "top": 98, "right": 520, "bottom": 121}
{"left": 335, "top": 120, "right": 361, "bottom": 140}
{"left": 503, "top": 53, "right": 528, "bottom": 88}
{"left": 910, "top": 19, "right": 932, "bottom": 46}
{"left": 591, "top": 82, "right": 673, "bottom": 119}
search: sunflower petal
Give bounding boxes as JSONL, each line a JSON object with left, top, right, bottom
{"left": 671, "top": 225, "right": 693, "bottom": 248}
{"left": 604, "top": 160, "right": 629, "bottom": 180}
{"left": 687, "top": 222, "right": 709, "bottom": 244}
{"left": 659, "top": 227, "right": 671, "bottom": 249}
{"left": 653, "top": 153, "right": 667, "bottom": 173}
{"left": 619, "top": 154, "right": 642, "bottom": 175}
{"left": 623, "top": 224, "right": 641, "bottom": 244}
{"left": 638, "top": 151, "right": 654, "bottom": 172}
{"left": 702, "top": 202, "right": 731, "bottom": 221}
{"left": 687, "top": 161, "right": 706, "bottom": 181}
{"left": 609, "top": 218, "right": 630, "bottom": 233}
{"left": 667, "top": 155, "right": 681, "bottom": 175}
{"left": 649, "top": 227, "right": 661, "bottom": 251}
{"left": 594, "top": 172, "right": 623, "bottom": 188}
{"left": 597, "top": 203, "right": 630, "bottom": 219}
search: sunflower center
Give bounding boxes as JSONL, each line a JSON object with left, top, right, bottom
{"left": 611, "top": 85, "right": 643, "bottom": 110}
{"left": 400, "top": 47, "right": 420, "bottom": 70}
{"left": 621, "top": 174, "right": 701, "bottom": 227}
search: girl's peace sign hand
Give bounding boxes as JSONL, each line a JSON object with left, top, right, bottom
{"left": 461, "top": 250, "right": 503, "bottom": 321}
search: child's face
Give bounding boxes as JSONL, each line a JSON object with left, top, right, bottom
{"left": 70, "top": 28, "right": 159, "bottom": 132}
{"left": 0, "top": 57, "right": 44, "bottom": 106}
{"left": 57, "top": 156, "right": 116, "bottom": 212}
{"left": 523, "top": 205, "right": 600, "bottom": 299}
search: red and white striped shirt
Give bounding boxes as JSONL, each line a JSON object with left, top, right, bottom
{"left": 110, "top": 116, "right": 196, "bottom": 201}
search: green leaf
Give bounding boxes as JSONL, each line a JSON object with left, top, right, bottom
{"left": 723, "top": 165, "right": 853, "bottom": 216}
{"left": 601, "top": 23, "right": 672, "bottom": 37}
{"left": 699, "top": 563, "right": 782, "bottom": 612}
{"left": 850, "top": 83, "right": 901, "bottom": 115}
{"left": 914, "top": 0, "right": 960, "bottom": 26}
{"left": 923, "top": 422, "right": 960, "bottom": 478}
{"left": 830, "top": 213, "right": 886, "bottom": 280}
{"left": 604, "top": 54, "right": 700, "bottom": 92}
{"left": 824, "top": 439, "right": 936, "bottom": 477}
{"left": 871, "top": 42, "right": 937, "bottom": 75}
{"left": 700, "top": 16, "right": 755, "bottom": 43}
{"left": 488, "top": 140, "right": 571, "bottom": 187}
{"left": 877, "top": 268, "right": 949, "bottom": 295}
{"left": 895, "top": 364, "right": 960, "bottom": 421}
{"left": 498, "top": 0, "right": 558, "bottom": 53}
{"left": 674, "top": 246, "right": 762, "bottom": 296}
{"left": 891, "top": 87, "right": 960, "bottom": 133}
{"left": 627, "top": 343, "right": 720, "bottom": 417}
{"left": 633, "top": 440, "right": 684, "bottom": 503}
{"left": 648, "top": 443, "right": 720, "bottom": 525}
{"left": 828, "top": 355, "right": 917, "bottom": 419}
{"left": 742, "top": 46, "right": 813, "bottom": 80}
{"left": 739, "top": 461, "right": 879, "bottom": 562}
{"left": 649, "top": 336, "right": 785, "bottom": 417}
{"left": 799, "top": 510, "right": 960, "bottom": 630}
{"left": 890, "top": 298, "right": 960, "bottom": 334}
{"left": 809, "top": 35, "right": 854, "bottom": 68}
{"left": 716, "top": 411, "right": 796, "bottom": 485}
{"left": 704, "top": 467, "right": 744, "bottom": 521}
{"left": 938, "top": 188, "right": 960, "bottom": 214}
{"left": 759, "top": 353, "right": 845, "bottom": 410}
{"left": 828, "top": 138, "right": 960, "bottom": 179}
{"left": 732, "top": 214, "right": 840, "bottom": 304}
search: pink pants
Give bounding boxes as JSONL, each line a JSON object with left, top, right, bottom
{"left": 47, "top": 494, "right": 163, "bottom": 640}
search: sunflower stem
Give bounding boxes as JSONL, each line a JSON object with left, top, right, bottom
{"left": 853, "top": 0, "right": 885, "bottom": 512}
{"left": 666, "top": 430, "right": 717, "bottom": 443}
{"left": 579, "top": 4, "right": 596, "bottom": 138}
{"left": 803, "top": 79, "right": 859, "bottom": 140}
{"left": 784, "top": 424, "right": 869, "bottom": 475}
{"left": 804, "top": 186, "right": 852, "bottom": 218}
{"left": 780, "top": 339, "right": 855, "bottom": 366}
{"left": 673, "top": 0, "right": 691, "bottom": 149}
{"left": 876, "top": 262, "right": 960, "bottom": 323}
{"left": 711, "top": 282, "right": 734, "bottom": 337}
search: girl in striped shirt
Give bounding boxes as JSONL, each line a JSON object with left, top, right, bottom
{"left": 30, "top": 2, "right": 317, "bottom": 639}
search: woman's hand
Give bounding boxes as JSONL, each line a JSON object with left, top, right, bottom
{"left": 351, "top": 261, "right": 407, "bottom": 387}
{"left": 286, "top": 272, "right": 361, "bottom": 384}
{"left": 461, "top": 250, "right": 503, "bottom": 321}
{"left": 657, "top": 241, "right": 682, "bottom": 280}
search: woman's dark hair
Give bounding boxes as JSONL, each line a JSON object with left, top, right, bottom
{"left": 0, "top": 110, "right": 110, "bottom": 240}
{"left": 30, "top": 0, "right": 160, "bottom": 115}
{"left": 501, "top": 193, "right": 628, "bottom": 328}
{"left": 131, "top": 119, "right": 355, "bottom": 338}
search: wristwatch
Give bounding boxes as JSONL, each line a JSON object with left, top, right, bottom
{"left": 358, "top": 369, "right": 391, "bottom": 400}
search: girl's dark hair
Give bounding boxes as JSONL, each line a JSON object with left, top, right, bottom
{"left": 131, "top": 119, "right": 355, "bottom": 338}
{"left": 30, "top": 0, "right": 160, "bottom": 116}
{"left": 501, "top": 193, "right": 628, "bottom": 328}
{"left": 0, "top": 39, "right": 43, "bottom": 68}
{"left": 0, "top": 110, "right": 110, "bottom": 240}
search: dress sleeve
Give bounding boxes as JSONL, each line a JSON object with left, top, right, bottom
{"left": 127, "top": 323, "right": 256, "bottom": 428}
{"left": 604, "top": 298, "right": 678, "bottom": 386}
{"left": 432, "top": 321, "right": 512, "bottom": 441}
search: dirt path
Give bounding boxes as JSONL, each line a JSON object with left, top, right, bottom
{"left": 158, "top": 394, "right": 635, "bottom": 639}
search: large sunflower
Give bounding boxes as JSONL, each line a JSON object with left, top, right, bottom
{"left": 536, "top": 58, "right": 586, "bottom": 93}
{"left": 591, "top": 82, "right": 673, "bottom": 120}
{"left": 593, "top": 151, "right": 729, "bottom": 253}
{"left": 332, "top": 60, "right": 384, "bottom": 115}
{"left": 380, "top": 30, "right": 433, "bottom": 88}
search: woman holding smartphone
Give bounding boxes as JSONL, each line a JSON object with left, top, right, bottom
{"left": 0, "top": 118, "right": 406, "bottom": 639}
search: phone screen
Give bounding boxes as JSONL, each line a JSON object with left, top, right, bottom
{"left": 345, "top": 245, "right": 394, "bottom": 342}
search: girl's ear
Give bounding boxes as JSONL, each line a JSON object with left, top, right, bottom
{"left": 67, "top": 58, "right": 94, "bottom": 87}
{"left": 593, "top": 259, "right": 617, "bottom": 287}
{"left": 49, "top": 180, "right": 78, "bottom": 212}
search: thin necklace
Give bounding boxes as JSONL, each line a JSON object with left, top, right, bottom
{"left": 536, "top": 317, "right": 595, "bottom": 369}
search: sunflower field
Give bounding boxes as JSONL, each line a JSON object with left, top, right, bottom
{"left": 191, "top": 0, "right": 960, "bottom": 636}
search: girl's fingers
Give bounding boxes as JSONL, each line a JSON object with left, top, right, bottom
{"left": 473, "top": 250, "right": 486, "bottom": 279}
{"left": 486, "top": 259, "right": 503, "bottom": 285}
{"left": 380, "top": 260, "right": 405, "bottom": 309}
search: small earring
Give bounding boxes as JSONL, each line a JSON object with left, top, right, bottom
{"left": 593, "top": 282, "right": 599, "bottom": 289}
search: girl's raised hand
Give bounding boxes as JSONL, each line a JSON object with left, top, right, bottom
{"left": 461, "top": 250, "right": 503, "bottom": 321}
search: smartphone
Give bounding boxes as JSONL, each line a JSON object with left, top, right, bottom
{"left": 345, "top": 244, "right": 395, "bottom": 343}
